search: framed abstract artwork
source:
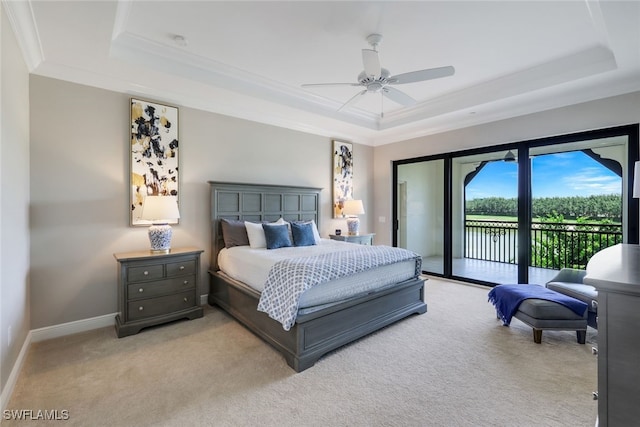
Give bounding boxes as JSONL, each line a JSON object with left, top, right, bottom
{"left": 332, "top": 140, "right": 354, "bottom": 218}
{"left": 130, "top": 98, "right": 179, "bottom": 226}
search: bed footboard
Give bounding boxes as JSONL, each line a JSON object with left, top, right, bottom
{"left": 208, "top": 270, "right": 426, "bottom": 372}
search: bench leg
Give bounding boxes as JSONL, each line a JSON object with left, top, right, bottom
{"left": 533, "top": 328, "right": 542, "bottom": 344}
{"left": 576, "top": 330, "right": 586, "bottom": 344}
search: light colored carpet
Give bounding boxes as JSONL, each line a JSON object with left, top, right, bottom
{"left": 6, "top": 278, "right": 598, "bottom": 426}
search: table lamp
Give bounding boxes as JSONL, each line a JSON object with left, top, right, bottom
{"left": 141, "top": 195, "right": 180, "bottom": 253}
{"left": 343, "top": 199, "right": 365, "bottom": 235}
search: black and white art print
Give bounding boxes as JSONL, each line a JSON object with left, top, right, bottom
{"left": 130, "top": 98, "right": 179, "bottom": 225}
{"left": 333, "top": 140, "right": 354, "bottom": 218}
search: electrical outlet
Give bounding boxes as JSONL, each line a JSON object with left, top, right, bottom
{"left": 379, "top": 216, "right": 386, "bottom": 223}
{"left": 8, "top": 325, "right": 12, "bottom": 348}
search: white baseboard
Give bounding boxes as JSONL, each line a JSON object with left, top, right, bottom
{"left": 1, "top": 301, "right": 211, "bottom": 415}
{"left": 32, "top": 296, "right": 210, "bottom": 342}
{"left": 1, "top": 330, "right": 32, "bottom": 416}
{"left": 1, "top": 314, "right": 117, "bottom": 415}
{"left": 30, "top": 313, "right": 117, "bottom": 343}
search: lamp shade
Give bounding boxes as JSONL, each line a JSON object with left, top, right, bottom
{"left": 634, "top": 161, "right": 640, "bottom": 198}
{"left": 342, "top": 199, "right": 365, "bottom": 216}
{"left": 141, "top": 195, "right": 180, "bottom": 223}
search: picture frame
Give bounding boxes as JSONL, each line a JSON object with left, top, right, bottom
{"left": 332, "top": 140, "right": 354, "bottom": 218}
{"left": 130, "top": 98, "right": 179, "bottom": 226}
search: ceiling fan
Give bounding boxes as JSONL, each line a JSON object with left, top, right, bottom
{"left": 302, "top": 33, "right": 455, "bottom": 115}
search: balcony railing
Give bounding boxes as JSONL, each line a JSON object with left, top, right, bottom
{"left": 464, "top": 219, "right": 623, "bottom": 270}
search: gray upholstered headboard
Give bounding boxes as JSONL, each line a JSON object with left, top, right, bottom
{"left": 208, "top": 181, "right": 322, "bottom": 270}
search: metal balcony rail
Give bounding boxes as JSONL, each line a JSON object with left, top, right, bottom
{"left": 464, "top": 219, "right": 623, "bottom": 270}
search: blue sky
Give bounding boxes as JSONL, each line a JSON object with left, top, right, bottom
{"left": 466, "top": 151, "right": 622, "bottom": 200}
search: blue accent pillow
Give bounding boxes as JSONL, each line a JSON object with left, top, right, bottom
{"left": 291, "top": 221, "right": 316, "bottom": 247}
{"left": 262, "top": 224, "right": 292, "bottom": 249}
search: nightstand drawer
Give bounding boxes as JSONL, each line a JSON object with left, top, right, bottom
{"left": 166, "top": 259, "right": 196, "bottom": 277}
{"left": 128, "top": 264, "right": 164, "bottom": 282}
{"left": 114, "top": 247, "right": 204, "bottom": 338}
{"left": 127, "top": 275, "right": 196, "bottom": 300}
{"left": 127, "top": 290, "right": 196, "bottom": 321}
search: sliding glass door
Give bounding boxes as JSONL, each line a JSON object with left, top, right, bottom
{"left": 529, "top": 136, "right": 627, "bottom": 282}
{"left": 392, "top": 125, "right": 638, "bottom": 286}
{"left": 451, "top": 150, "right": 520, "bottom": 284}
{"left": 396, "top": 159, "right": 445, "bottom": 275}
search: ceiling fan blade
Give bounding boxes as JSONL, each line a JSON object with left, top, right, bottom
{"left": 362, "top": 49, "right": 381, "bottom": 79}
{"left": 338, "top": 89, "right": 367, "bottom": 111}
{"left": 389, "top": 66, "right": 455, "bottom": 84}
{"left": 383, "top": 87, "right": 417, "bottom": 107}
{"left": 302, "top": 83, "right": 361, "bottom": 87}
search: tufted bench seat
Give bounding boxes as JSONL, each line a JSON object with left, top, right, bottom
{"left": 514, "top": 297, "right": 588, "bottom": 344}
{"left": 488, "top": 284, "right": 588, "bottom": 344}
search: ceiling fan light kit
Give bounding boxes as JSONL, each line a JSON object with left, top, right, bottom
{"left": 302, "top": 33, "right": 455, "bottom": 115}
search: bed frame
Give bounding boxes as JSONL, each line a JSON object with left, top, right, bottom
{"left": 207, "top": 181, "right": 427, "bottom": 372}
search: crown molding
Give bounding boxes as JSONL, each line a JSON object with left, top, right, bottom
{"left": 379, "top": 45, "right": 617, "bottom": 131}
{"left": 2, "top": 0, "right": 44, "bottom": 71}
{"left": 109, "top": 31, "right": 382, "bottom": 130}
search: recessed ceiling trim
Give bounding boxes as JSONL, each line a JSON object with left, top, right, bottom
{"left": 111, "top": 0, "right": 133, "bottom": 41}
{"left": 378, "top": 45, "right": 618, "bottom": 130}
{"left": 3, "top": 0, "right": 45, "bottom": 71}
{"left": 110, "top": 31, "right": 382, "bottom": 130}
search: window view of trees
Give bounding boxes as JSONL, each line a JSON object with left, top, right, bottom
{"left": 464, "top": 151, "right": 623, "bottom": 271}
{"left": 530, "top": 213, "right": 622, "bottom": 270}
{"left": 466, "top": 194, "right": 622, "bottom": 221}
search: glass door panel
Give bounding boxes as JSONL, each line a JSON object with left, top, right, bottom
{"left": 529, "top": 137, "right": 627, "bottom": 284}
{"left": 397, "top": 159, "right": 444, "bottom": 274}
{"left": 452, "top": 150, "right": 519, "bottom": 284}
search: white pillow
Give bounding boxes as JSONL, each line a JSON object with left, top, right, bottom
{"left": 245, "top": 219, "right": 286, "bottom": 248}
{"left": 245, "top": 221, "right": 267, "bottom": 248}
{"left": 310, "top": 220, "right": 321, "bottom": 244}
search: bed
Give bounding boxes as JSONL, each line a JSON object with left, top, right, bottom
{"left": 207, "top": 181, "right": 427, "bottom": 372}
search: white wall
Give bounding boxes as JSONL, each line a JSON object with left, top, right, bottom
{"left": 28, "top": 75, "right": 374, "bottom": 329}
{"left": 373, "top": 92, "right": 640, "bottom": 246}
{"left": 0, "top": 4, "right": 30, "bottom": 403}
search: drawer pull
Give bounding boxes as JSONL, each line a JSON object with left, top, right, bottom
{"left": 179, "top": 266, "right": 185, "bottom": 270}
{"left": 138, "top": 288, "right": 144, "bottom": 293}
{"left": 183, "top": 280, "right": 189, "bottom": 285}
{"left": 143, "top": 271, "right": 149, "bottom": 276}
{"left": 138, "top": 306, "right": 144, "bottom": 311}
{"left": 183, "top": 297, "right": 188, "bottom": 302}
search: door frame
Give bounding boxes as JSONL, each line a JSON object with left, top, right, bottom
{"left": 392, "top": 124, "right": 639, "bottom": 286}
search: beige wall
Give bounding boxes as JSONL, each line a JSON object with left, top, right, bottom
{"left": 29, "top": 75, "right": 373, "bottom": 329}
{"left": 373, "top": 92, "right": 640, "bottom": 246}
{"left": 1, "top": 5, "right": 31, "bottom": 400}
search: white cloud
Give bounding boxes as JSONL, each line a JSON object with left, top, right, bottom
{"left": 562, "top": 167, "right": 621, "bottom": 195}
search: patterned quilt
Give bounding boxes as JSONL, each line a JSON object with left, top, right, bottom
{"left": 257, "top": 245, "right": 422, "bottom": 330}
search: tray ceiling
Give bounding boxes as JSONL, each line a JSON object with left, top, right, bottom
{"left": 5, "top": 1, "right": 640, "bottom": 145}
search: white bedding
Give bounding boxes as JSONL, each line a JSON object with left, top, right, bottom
{"left": 219, "top": 239, "right": 361, "bottom": 291}
{"left": 218, "top": 239, "right": 418, "bottom": 310}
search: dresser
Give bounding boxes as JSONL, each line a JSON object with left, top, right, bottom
{"left": 114, "top": 247, "right": 204, "bottom": 338}
{"left": 583, "top": 244, "right": 640, "bottom": 427}
{"left": 329, "top": 233, "right": 375, "bottom": 245}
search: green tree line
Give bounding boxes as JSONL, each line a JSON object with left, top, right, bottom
{"left": 466, "top": 194, "right": 622, "bottom": 221}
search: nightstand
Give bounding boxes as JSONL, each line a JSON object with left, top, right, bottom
{"left": 329, "top": 233, "right": 375, "bottom": 245}
{"left": 114, "top": 247, "right": 204, "bottom": 338}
